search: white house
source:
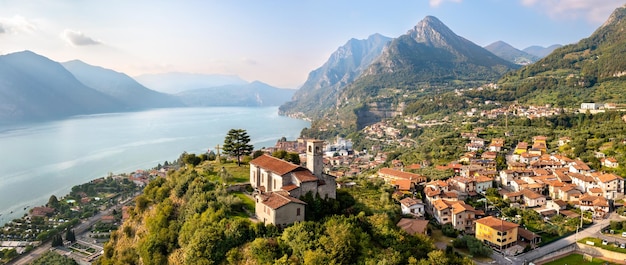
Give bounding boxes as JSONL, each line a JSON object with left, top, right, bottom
{"left": 400, "top": 197, "right": 425, "bottom": 216}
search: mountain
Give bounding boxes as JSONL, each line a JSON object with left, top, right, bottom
{"left": 522, "top": 44, "right": 563, "bottom": 58}
{"left": 0, "top": 51, "right": 124, "bottom": 123}
{"left": 176, "top": 81, "right": 295, "bottom": 107}
{"left": 279, "top": 33, "right": 392, "bottom": 119}
{"left": 313, "top": 16, "right": 518, "bottom": 131}
{"left": 481, "top": 4, "right": 626, "bottom": 107}
{"left": 484, "top": 41, "right": 539, "bottom": 65}
{"left": 135, "top": 72, "right": 248, "bottom": 94}
{"left": 62, "top": 60, "right": 184, "bottom": 109}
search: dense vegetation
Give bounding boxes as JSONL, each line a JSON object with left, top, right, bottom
{"left": 96, "top": 158, "right": 474, "bottom": 265}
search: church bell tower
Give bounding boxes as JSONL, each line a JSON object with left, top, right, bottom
{"left": 306, "top": 140, "right": 324, "bottom": 178}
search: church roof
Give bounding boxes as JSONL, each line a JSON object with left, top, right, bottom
{"left": 251, "top": 154, "right": 301, "bottom": 175}
{"left": 259, "top": 191, "right": 306, "bottom": 210}
{"left": 292, "top": 170, "right": 318, "bottom": 182}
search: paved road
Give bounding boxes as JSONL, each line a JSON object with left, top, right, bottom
{"left": 8, "top": 194, "right": 136, "bottom": 265}
{"left": 495, "top": 213, "right": 622, "bottom": 265}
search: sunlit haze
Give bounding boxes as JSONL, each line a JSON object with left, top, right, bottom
{"left": 0, "top": 0, "right": 623, "bottom": 88}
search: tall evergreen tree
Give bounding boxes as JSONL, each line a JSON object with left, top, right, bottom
{"left": 65, "top": 229, "right": 76, "bottom": 243}
{"left": 222, "top": 129, "right": 254, "bottom": 166}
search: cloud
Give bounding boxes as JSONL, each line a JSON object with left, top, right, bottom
{"left": 0, "top": 15, "right": 37, "bottom": 33}
{"left": 62, "top": 29, "right": 101, "bottom": 46}
{"left": 521, "top": 0, "right": 620, "bottom": 23}
{"left": 429, "top": 0, "right": 462, "bottom": 7}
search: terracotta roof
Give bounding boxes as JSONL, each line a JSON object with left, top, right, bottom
{"left": 432, "top": 199, "right": 450, "bottom": 211}
{"left": 474, "top": 175, "right": 492, "bottom": 183}
{"left": 552, "top": 199, "right": 567, "bottom": 207}
{"left": 560, "top": 210, "right": 580, "bottom": 218}
{"left": 452, "top": 202, "right": 476, "bottom": 214}
{"left": 397, "top": 218, "right": 429, "bottom": 235}
{"left": 451, "top": 176, "right": 473, "bottom": 184}
{"left": 400, "top": 197, "right": 423, "bottom": 207}
{"left": 281, "top": 184, "right": 299, "bottom": 192}
{"left": 251, "top": 154, "right": 300, "bottom": 175}
{"left": 425, "top": 186, "right": 441, "bottom": 197}
{"left": 475, "top": 216, "right": 519, "bottom": 232}
{"left": 292, "top": 170, "right": 318, "bottom": 182}
{"left": 518, "top": 227, "right": 540, "bottom": 240}
{"left": 588, "top": 187, "right": 603, "bottom": 194}
{"left": 569, "top": 173, "right": 594, "bottom": 182}
{"left": 521, "top": 189, "right": 544, "bottom": 199}
{"left": 394, "top": 179, "right": 413, "bottom": 191}
{"left": 596, "top": 173, "right": 621, "bottom": 183}
{"left": 259, "top": 191, "right": 306, "bottom": 210}
{"left": 378, "top": 168, "right": 426, "bottom": 182}
{"left": 407, "top": 164, "right": 422, "bottom": 170}
{"left": 571, "top": 160, "right": 591, "bottom": 171}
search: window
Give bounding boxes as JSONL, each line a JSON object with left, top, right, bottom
{"left": 297, "top": 208, "right": 301, "bottom": 216}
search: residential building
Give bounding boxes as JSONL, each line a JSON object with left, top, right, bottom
{"left": 601, "top": 157, "right": 619, "bottom": 168}
{"left": 475, "top": 216, "right": 519, "bottom": 249}
{"left": 593, "top": 172, "right": 624, "bottom": 200}
{"left": 431, "top": 199, "right": 478, "bottom": 233}
{"left": 400, "top": 197, "right": 425, "bottom": 216}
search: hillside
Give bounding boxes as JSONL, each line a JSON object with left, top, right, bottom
{"left": 62, "top": 60, "right": 184, "bottom": 109}
{"left": 96, "top": 159, "right": 468, "bottom": 265}
{"left": 310, "top": 16, "right": 517, "bottom": 131}
{"left": 484, "top": 41, "right": 539, "bottom": 65}
{"left": 176, "top": 81, "right": 295, "bottom": 107}
{"left": 279, "top": 33, "right": 392, "bottom": 120}
{"left": 0, "top": 51, "right": 124, "bottom": 123}
{"left": 473, "top": 4, "right": 626, "bottom": 107}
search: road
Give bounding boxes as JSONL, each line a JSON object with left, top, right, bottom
{"left": 493, "top": 213, "right": 622, "bottom": 265}
{"left": 7, "top": 194, "right": 136, "bottom": 265}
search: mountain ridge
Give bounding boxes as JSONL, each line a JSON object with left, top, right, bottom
{"left": 484, "top": 41, "right": 539, "bottom": 65}
{"left": 62, "top": 60, "right": 184, "bottom": 109}
{"left": 0, "top": 51, "right": 124, "bottom": 123}
{"left": 279, "top": 33, "right": 392, "bottom": 119}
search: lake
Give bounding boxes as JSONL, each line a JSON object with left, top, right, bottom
{"left": 0, "top": 107, "right": 310, "bottom": 225}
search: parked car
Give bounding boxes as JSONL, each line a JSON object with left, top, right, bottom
{"left": 621, "top": 231, "right": 626, "bottom": 237}
{"left": 620, "top": 243, "right": 625, "bottom": 249}
{"left": 602, "top": 239, "right": 608, "bottom": 245}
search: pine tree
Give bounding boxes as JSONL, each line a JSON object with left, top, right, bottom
{"left": 222, "top": 129, "right": 254, "bottom": 166}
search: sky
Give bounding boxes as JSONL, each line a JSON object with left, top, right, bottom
{"left": 0, "top": 0, "right": 624, "bottom": 88}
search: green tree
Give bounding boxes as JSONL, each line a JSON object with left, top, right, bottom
{"left": 223, "top": 129, "right": 254, "bottom": 166}
{"left": 47, "top": 195, "right": 60, "bottom": 208}
{"left": 65, "top": 229, "right": 76, "bottom": 242}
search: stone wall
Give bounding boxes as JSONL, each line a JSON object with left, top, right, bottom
{"left": 576, "top": 242, "right": 626, "bottom": 262}
{"left": 531, "top": 243, "right": 577, "bottom": 265}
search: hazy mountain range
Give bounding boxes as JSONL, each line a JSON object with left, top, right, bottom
{"left": 135, "top": 72, "right": 249, "bottom": 94}
{"left": 483, "top": 41, "right": 540, "bottom": 65}
{"left": 0, "top": 52, "right": 294, "bottom": 124}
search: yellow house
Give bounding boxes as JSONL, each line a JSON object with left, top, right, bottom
{"left": 475, "top": 216, "right": 519, "bottom": 249}
{"left": 514, "top": 142, "right": 528, "bottom": 155}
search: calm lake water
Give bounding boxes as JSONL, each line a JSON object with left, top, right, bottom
{"left": 0, "top": 107, "right": 309, "bottom": 225}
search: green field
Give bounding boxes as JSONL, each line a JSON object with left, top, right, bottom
{"left": 542, "top": 253, "right": 618, "bottom": 265}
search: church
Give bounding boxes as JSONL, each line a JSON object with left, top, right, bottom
{"left": 250, "top": 140, "right": 336, "bottom": 226}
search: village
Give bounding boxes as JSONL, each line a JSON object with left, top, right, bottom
{"left": 254, "top": 113, "right": 626, "bottom": 263}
